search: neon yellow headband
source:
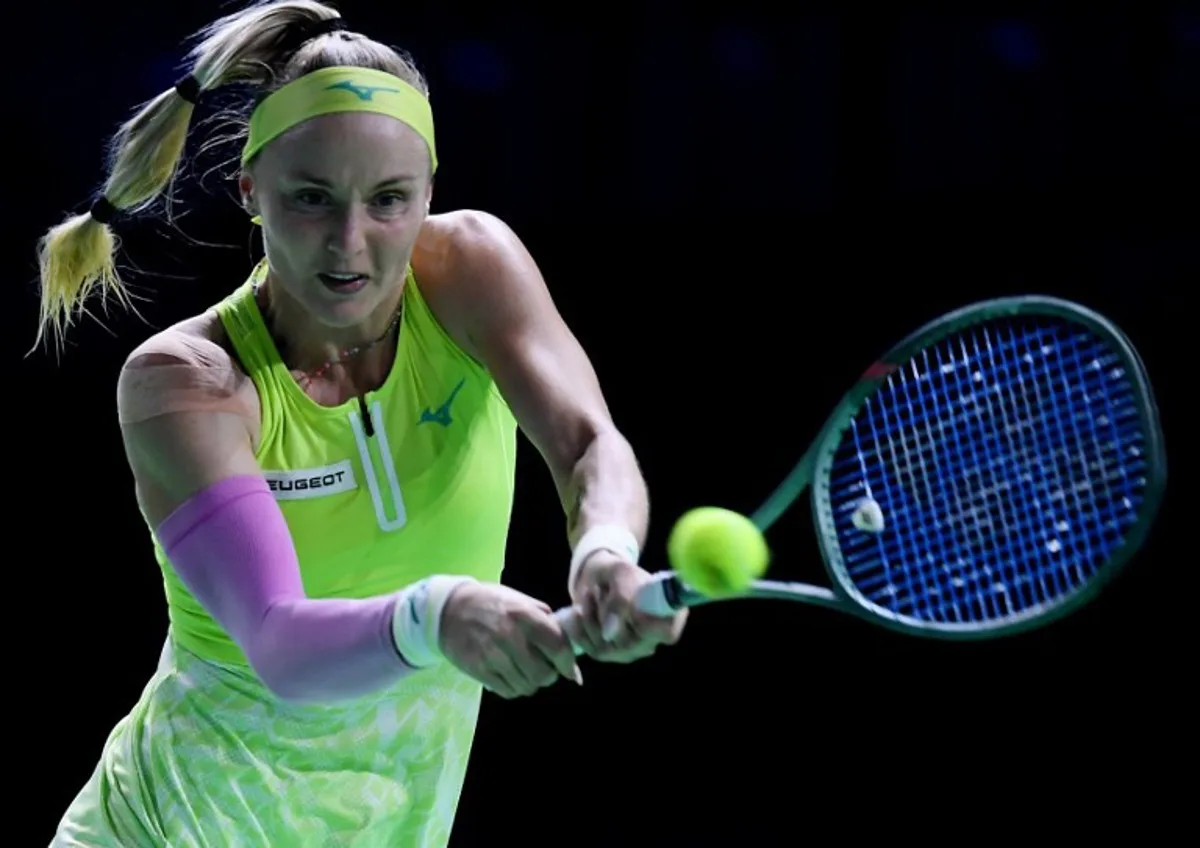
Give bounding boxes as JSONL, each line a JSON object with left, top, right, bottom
{"left": 242, "top": 66, "right": 437, "bottom": 172}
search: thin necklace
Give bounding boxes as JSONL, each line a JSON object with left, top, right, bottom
{"left": 252, "top": 271, "right": 404, "bottom": 385}
{"left": 295, "top": 303, "right": 404, "bottom": 384}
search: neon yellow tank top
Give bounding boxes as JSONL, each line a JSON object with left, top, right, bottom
{"left": 154, "top": 260, "right": 518, "bottom": 666}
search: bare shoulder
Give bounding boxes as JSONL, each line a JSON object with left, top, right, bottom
{"left": 412, "top": 209, "right": 528, "bottom": 289}
{"left": 117, "top": 312, "right": 265, "bottom": 521}
{"left": 122, "top": 311, "right": 232, "bottom": 371}
{"left": 411, "top": 210, "right": 546, "bottom": 355}
{"left": 117, "top": 311, "right": 260, "bottom": 434}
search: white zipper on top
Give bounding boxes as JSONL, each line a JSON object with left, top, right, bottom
{"left": 349, "top": 398, "right": 408, "bottom": 532}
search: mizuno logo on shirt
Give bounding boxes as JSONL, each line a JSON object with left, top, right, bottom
{"left": 263, "top": 460, "right": 358, "bottom": 501}
{"left": 419, "top": 378, "right": 466, "bottom": 427}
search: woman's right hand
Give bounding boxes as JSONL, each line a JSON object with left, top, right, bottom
{"left": 439, "top": 582, "right": 583, "bottom": 698}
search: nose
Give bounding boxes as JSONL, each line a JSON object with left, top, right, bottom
{"left": 325, "top": 205, "right": 369, "bottom": 259}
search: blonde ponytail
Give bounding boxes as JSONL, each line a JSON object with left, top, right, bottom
{"left": 34, "top": 0, "right": 347, "bottom": 350}
{"left": 36, "top": 83, "right": 197, "bottom": 349}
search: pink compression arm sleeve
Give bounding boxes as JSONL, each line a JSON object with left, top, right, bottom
{"left": 157, "top": 474, "right": 415, "bottom": 703}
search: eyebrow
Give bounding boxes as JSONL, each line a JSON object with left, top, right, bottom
{"left": 289, "top": 171, "right": 418, "bottom": 188}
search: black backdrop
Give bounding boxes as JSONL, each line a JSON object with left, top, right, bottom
{"left": 12, "top": 2, "right": 1190, "bottom": 844}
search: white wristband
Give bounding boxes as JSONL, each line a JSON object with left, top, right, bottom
{"left": 391, "top": 575, "right": 476, "bottom": 669}
{"left": 569, "top": 524, "right": 640, "bottom": 595}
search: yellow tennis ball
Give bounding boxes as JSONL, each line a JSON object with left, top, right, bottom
{"left": 667, "top": 507, "right": 770, "bottom": 598}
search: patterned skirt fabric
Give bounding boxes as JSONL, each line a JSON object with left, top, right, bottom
{"left": 52, "top": 635, "right": 484, "bottom": 847}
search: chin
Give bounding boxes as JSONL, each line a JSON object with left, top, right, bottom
{"left": 314, "top": 297, "right": 379, "bottom": 329}
{"left": 296, "top": 273, "right": 404, "bottom": 328}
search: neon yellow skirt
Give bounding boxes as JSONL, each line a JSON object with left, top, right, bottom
{"left": 51, "top": 634, "right": 483, "bottom": 847}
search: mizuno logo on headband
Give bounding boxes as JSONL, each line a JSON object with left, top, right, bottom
{"left": 242, "top": 66, "right": 438, "bottom": 170}
{"left": 325, "top": 80, "right": 403, "bottom": 101}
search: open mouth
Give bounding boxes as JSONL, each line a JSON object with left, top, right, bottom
{"left": 318, "top": 272, "right": 369, "bottom": 294}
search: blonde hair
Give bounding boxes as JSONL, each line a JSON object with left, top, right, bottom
{"left": 35, "top": 0, "right": 429, "bottom": 350}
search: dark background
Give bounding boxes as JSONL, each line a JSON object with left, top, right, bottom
{"left": 13, "top": 1, "right": 1190, "bottom": 844}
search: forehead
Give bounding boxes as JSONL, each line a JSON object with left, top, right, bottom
{"left": 255, "top": 112, "right": 431, "bottom": 182}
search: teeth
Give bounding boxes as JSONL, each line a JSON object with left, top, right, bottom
{"left": 324, "top": 273, "right": 363, "bottom": 281}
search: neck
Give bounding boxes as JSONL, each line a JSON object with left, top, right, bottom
{"left": 260, "top": 278, "right": 403, "bottom": 393}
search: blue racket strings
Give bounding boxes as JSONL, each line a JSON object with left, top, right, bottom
{"left": 827, "top": 318, "right": 1150, "bottom": 625}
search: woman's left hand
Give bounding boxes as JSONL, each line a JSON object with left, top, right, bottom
{"left": 566, "top": 551, "right": 688, "bottom": 663}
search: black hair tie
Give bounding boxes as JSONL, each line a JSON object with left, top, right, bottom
{"left": 89, "top": 196, "right": 118, "bottom": 225}
{"left": 279, "top": 16, "right": 348, "bottom": 53}
{"left": 169, "top": 17, "right": 346, "bottom": 105}
{"left": 83, "top": 17, "right": 348, "bottom": 232}
{"left": 173, "top": 74, "right": 202, "bottom": 104}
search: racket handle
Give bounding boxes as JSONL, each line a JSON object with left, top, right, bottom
{"left": 553, "top": 572, "right": 679, "bottom": 656}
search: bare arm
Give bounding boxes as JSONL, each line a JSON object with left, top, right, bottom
{"left": 117, "top": 333, "right": 455, "bottom": 703}
{"left": 431, "top": 212, "right": 650, "bottom": 597}
{"left": 120, "top": 363, "right": 260, "bottom": 524}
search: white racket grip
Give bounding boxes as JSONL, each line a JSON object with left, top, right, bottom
{"left": 634, "top": 572, "right": 676, "bottom": 616}
{"left": 554, "top": 573, "right": 676, "bottom": 655}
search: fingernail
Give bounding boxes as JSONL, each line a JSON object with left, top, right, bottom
{"left": 602, "top": 613, "right": 620, "bottom": 641}
{"left": 571, "top": 664, "right": 584, "bottom": 685}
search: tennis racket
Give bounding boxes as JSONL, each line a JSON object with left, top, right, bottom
{"left": 555, "top": 295, "right": 1166, "bottom": 644}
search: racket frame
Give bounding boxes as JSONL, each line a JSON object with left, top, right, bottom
{"left": 801, "top": 295, "right": 1168, "bottom": 639}
{"left": 561, "top": 296, "right": 1167, "bottom": 645}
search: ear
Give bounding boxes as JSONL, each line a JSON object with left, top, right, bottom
{"left": 238, "top": 172, "right": 257, "bottom": 214}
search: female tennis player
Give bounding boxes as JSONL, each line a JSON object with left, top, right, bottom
{"left": 41, "top": 2, "right": 685, "bottom": 845}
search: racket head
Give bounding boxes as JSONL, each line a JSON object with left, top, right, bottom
{"left": 808, "top": 295, "right": 1166, "bottom": 639}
